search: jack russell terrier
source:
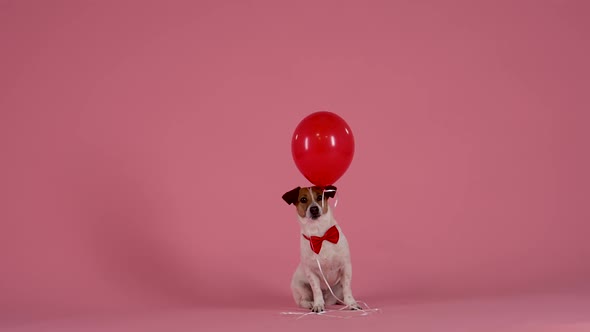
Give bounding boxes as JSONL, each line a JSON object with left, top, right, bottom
{"left": 282, "top": 185, "right": 361, "bottom": 312}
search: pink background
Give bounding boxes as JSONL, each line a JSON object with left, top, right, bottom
{"left": 1, "top": 1, "right": 589, "bottom": 331}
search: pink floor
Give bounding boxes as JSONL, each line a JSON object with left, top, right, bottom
{"left": 4, "top": 291, "right": 590, "bottom": 332}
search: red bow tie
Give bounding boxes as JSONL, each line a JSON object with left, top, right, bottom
{"left": 302, "top": 225, "right": 340, "bottom": 254}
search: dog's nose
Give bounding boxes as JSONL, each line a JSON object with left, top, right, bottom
{"left": 310, "top": 206, "right": 320, "bottom": 215}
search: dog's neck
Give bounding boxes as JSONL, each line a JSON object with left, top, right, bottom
{"left": 298, "top": 206, "right": 337, "bottom": 237}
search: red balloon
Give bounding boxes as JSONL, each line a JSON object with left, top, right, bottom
{"left": 291, "top": 111, "right": 355, "bottom": 186}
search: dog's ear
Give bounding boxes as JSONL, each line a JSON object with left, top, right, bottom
{"left": 282, "top": 187, "right": 301, "bottom": 205}
{"left": 323, "top": 185, "right": 337, "bottom": 199}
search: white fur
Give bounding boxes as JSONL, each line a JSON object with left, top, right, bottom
{"left": 290, "top": 202, "right": 360, "bottom": 312}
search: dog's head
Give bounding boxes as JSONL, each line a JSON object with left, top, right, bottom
{"left": 282, "top": 186, "right": 337, "bottom": 220}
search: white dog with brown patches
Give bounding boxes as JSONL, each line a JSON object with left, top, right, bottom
{"left": 282, "top": 185, "right": 361, "bottom": 313}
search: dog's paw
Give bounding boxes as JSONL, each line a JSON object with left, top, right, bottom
{"left": 311, "top": 302, "right": 325, "bottom": 313}
{"left": 346, "top": 302, "right": 362, "bottom": 310}
{"left": 300, "top": 301, "right": 313, "bottom": 310}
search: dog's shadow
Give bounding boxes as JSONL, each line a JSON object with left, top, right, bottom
{"left": 75, "top": 151, "right": 283, "bottom": 310}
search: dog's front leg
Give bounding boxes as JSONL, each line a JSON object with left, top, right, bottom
{"left": 304, "top": 268, "right": 325, "bottom": 312}
{"left": 342, "top": 261, "right": 361, "bottom": 310}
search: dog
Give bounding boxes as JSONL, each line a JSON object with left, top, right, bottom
{"left": 282, "top": 185, "right": 361, "bottom": 313}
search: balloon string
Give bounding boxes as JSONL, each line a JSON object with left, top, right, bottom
{"left": 315, "top": 256, "right": 347, "bottom": 305}
{"left": 320, "top": 188, "right": 338, "bottom": 209}
{"left": 279, "top": 299, "right": 380, "bottom": 320}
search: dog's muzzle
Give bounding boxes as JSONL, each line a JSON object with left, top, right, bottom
{"left": 309, "top": 205, "right": 321, "bottom": 219}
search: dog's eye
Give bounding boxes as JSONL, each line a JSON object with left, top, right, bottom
{"left": 299, "top": 197, "right": 307, "bottom": 203}
{"left": 317, "top": 195, "right": 323, "bottom": 201}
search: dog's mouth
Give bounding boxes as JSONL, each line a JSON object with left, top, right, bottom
{"left": 310, "top": 214, "right": 321, "bottom": 220}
